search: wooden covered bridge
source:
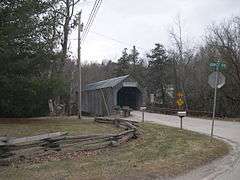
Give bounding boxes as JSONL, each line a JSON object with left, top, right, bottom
{"left": 81, "top": 75, "right": 143, "bottom": 116}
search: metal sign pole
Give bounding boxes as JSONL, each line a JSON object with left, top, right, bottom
{"left": 180, "top": 117, "right": 183, "bottom": 129}
{"left": 208, "top": 61, "right": 226, "bottom": 138}
{"left": 142, "top": 110, "right": 144, "bottom": 122}
{"left": 211, "top": 66, "right": 219, "bottom": 137}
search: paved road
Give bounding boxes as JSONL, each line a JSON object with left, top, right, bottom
{"left": 126, "top": 111, "right": 240, "bottom": 180}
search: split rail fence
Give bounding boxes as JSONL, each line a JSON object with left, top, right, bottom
{"left": 0, "top": 118, "right": 140, "bottom": 166}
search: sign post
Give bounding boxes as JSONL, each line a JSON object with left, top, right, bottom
{"left": 211, "top": 68, "right": 218, "bottom": 137}
{"left": 176, "top": 92, "right": 186, "bottom": 129}
{"left": 140, "top": 107, "right": 147, "bottom": 122}
{"left": 177, "top": 111, "right": 187, "bottom": 129}
{"left": 150, "top": 94, "right": 155, "bottom": 104}
{"left": 208, "top": 61, "right": 226, "bottom": 137}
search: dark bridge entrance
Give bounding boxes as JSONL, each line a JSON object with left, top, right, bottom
{"left": 117, "top": 87, "right": 142, "bottom": 109}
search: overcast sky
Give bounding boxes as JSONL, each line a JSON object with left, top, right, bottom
{"left": 70, "top": 0, "right": 240, "bottom": 63}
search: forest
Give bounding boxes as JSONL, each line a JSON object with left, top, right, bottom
{"left": 1, "top": 0, "right": 240, "bottom": 117}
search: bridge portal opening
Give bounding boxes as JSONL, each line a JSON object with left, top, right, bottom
{"left": 117, "top": 87, "right": 142, "bottom": 109}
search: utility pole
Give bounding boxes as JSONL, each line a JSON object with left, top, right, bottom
{"left": 77, "top": 11, "right": 83, "bottom": 119}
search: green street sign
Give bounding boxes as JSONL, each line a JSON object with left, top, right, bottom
{"left": 210, "top": 62, "right": 226, "bottom": 70}
{"left": 220, "top": 63, "right": 226, "bottom": 69}
{"left": 210, "top": 63, "right": 217, "bottom": 67}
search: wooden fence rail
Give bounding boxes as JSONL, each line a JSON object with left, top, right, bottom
{"left": 0, "top": 118, "right": 139, "bottom": 165}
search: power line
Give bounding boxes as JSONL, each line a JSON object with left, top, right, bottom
{"left": 82, "top": 0, "right": 103, "bottom": 42}
{"left": 82, "top": 0, "right": 98, "bottom": 38}
{"left": 90, "top": 32, "right": 145, "bottom": 50}
{"left": 82, "top": 0, "right": 102, "bottom": 42}
{"left": 70, "top": 31, "right": 145, "bottom": 50}
{"left": 80, "top": 1, "right": 145, "bottom": 49}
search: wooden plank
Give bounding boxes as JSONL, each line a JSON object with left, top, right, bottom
{"left": 0, "top": 137, "right": 8, "bottom": 141}
{"left": 115, "top": 129, "right": 135, "bottom": 137}
{"left": 1, "top": 132, "right": 67, "bottom": 146}
{"left": 0, "top": 137, "right": 9, "bottom": 146}
{"left": 117, "top": 132, "right": 134, "bottom": 144}
{"left": 120, "top": 122, "right": 137, "bottom": 130}
{"left": 0, "top": 142, "right": 7, "bottom": 146}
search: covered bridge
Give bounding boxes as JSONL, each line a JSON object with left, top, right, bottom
{"left": 82, "top": 75, "right": 143, "bottom": 116}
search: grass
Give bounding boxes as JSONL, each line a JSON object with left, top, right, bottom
{"left": 0, "top": 117, "right": 229, "bottom": 180}
{"left": 0, "top": 117, "right": 121, "bottom": 137}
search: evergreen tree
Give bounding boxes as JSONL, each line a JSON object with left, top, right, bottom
{"left": 115, "top": 48, "right": 130, "bottom": 76}
{"left": 129, "top": 46, "right": 140, "bottom": 65}
{"left": 114, "top": 46, "right": 146, "bottom": 87}
{"left": 147, "top": 44, "right": 172, "bottom": 105}
{"left": 0, "top": 0, "right": 64, "bottom": 117}
{"left": 128, "top": 46, "right": 146, "bottom": 87}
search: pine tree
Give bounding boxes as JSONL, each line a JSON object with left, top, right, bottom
{"left": 147, "top": 44, "right": 172, "bottom": 106}
{"left": 0, "top": 0, "right": 64, "bottom": 117}
{"left": 115, "top": 48, "right": 130, "bottom": 76}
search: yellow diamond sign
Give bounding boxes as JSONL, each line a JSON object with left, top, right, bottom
{"left": 176, "top": 98, "right": 184, "bottom": 107}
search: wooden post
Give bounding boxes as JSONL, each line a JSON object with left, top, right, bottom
{"left": 140, "top": 107, "right": 146, "bottom": 122}
{"left": 48, "top": 99, "right": 54, "bottom": 116}
{"left": 180, "top": 117, "right": 183, "bottom": 129}
{"left": 100, "top": 89, "right": 110, "bottom": 116}
{"left": 77, "top": 11, "right": 83, "bottom": 119}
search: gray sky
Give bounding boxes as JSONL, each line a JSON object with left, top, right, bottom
{"left": 70, "top": 0, "right": 240, "bottom": 63}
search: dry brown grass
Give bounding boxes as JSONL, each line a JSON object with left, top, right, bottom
{"left": 0, "top": 118, "right": 229, "bottom": 180}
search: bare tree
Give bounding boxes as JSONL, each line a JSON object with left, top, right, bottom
{"left": 50, "top": 0, "right": 82, "bottom": 68}
{"left": 206, "top": 17, "right": 240, "bottom": 116}
{"left": 47, "top": 0, "right": 82, "bottom": 115}
{"left": 169, "top": 15, "right": 193, "bottom": 110}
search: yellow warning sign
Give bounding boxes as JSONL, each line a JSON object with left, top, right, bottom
{"left": 176, "top": 98, "right": 184, "bottom": 107}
